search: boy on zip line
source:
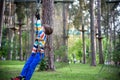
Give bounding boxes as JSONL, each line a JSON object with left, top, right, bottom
{"left": 11, "top": 11, "right": 53, "bottom": 80}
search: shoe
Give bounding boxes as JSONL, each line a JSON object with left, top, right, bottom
{"left": 11, "top": 76, "right": 22, "bottom": 80}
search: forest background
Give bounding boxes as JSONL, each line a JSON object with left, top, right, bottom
{"left": 0, "top": 0, "right": 120, "bottom": 75}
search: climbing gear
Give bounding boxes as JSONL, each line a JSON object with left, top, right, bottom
{"left": 36, "top": 0, "right": 41, "bottom": 11}
{"left": 35, "top": 0, "right": 41, "bottom": 20}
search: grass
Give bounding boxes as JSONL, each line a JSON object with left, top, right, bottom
{"left": 0, "top": 60, "right": 120, "bottom": 80}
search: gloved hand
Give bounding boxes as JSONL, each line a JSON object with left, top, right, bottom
{"left": 35, "top": 10, "right": 40, "bottom": 20}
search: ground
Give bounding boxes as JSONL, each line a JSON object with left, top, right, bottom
{"left": 0, "top": 60, "right": 120, "bottom": 80}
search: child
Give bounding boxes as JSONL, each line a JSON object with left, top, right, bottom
{"left": 11, "top": 13, "right": 53, "bottom": 80}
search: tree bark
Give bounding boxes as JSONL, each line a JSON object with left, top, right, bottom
{"left": 31, "top": 3, "right": 35, "bottom": 51}
{"left": 79, "top": 0, "right": 86, "bottom": 64}
{"left": 6, "top": 2, "right": 12, "bottom": 60}
{"left": 0, "top": 0, "right": 5, "bottom": 47}
{"left": 15, "top": 3, "right": 26, "bottom": 60}
{"left": 62, "top": 3, "right": 68, "bottom": 62}
{"left": 97, "top": 0, "right": 104, "bottom": 64}
{"left": 113, "top": 11, "right": 116, "bottom": 50}
{"left": 90, "top": 0, "right": 96, "bottom": 66}
{"left": 42, "top": 0, "right": 55, "bottom": 70}
{"left": 19, "top": 23, "right": 23, "bottom": 60}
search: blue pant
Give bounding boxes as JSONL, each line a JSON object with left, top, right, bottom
{"left": 20, "top": 52, "right": 44, "bottom": 80}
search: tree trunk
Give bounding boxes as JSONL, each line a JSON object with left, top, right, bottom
{"left": 0, "top": 0, "right": 5, "bottom": 47}
{"left": 82, "top": 24, "right": 86, "bottom": 64}
{"left": 42, "top": 0, "right": 55, "bottom": 71}
{"left": 108, "top": 15, "right": 113, "bottom": 63}
{"left": 113, "top": 11, "right": 116, "bottom": 50}
{"left": 62, "top": 3, "right": 68, "bottom": 62}
{"left": 97, "top": 0, "right": 104, "bottom": 64}
{"left": 13, "top": 30, "right": 17, "bottom": 60}
{"left": 79, "top": 0, "right": 86, "bottom": 64}
{"left": 25, "top": 8, "right": 31, "bottom": 59}
{"left": 19, "top": 23, "right": 23, "bottom": 60}
{"left": 90, "top": 0, "right": 96, "bottom": 66}
{"left": 107, "top": 4, "right": 112, "bottom": 63}
{"left": 15, "top": 3, "right": 26, "bottom": 60}
{"left": 7, "top": 2, "right": 12, "bottom": 60}
{"left": 31, "top": 3, "right": 35, "bottom": 51}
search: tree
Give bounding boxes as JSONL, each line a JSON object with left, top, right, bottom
{"left": 112, "top": 32, "right": 120, "bottom": 65}
{"left": 72, "top": 0, "right": 90, "bottom": 64}
{"left": 15, "top": 2, "right": 25, "bottom": 60}
{"left": 68, "top": 38, "right": 83, "bottom": 63}
{"left": 62, "top": 3, "right": 68, "bottom": 62}
{"left": 42, "top": 0, "right": 55, "bottom": 70}
{"left": 79, "top": 0, "right": 86, "bottom": 64}
{"left": 0, "top": 0, "right": 5, "bottom": 48}
{"left": 5, "top": 1, "right": 14, "bottom": 60}
{"left": 97, "top": 0, "right": 104, "bottom": 64}
{"left": 90, "top": 0, "right": 96, "bottom": 66}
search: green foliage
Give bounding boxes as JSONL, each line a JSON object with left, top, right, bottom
{"left": 38, "top": 58, "right": 48, "bottom": 71}
{"left": 73, "top": 12, "right": 82, "bottom": 29}
{"left": 0, "top": 40, "right": 9, "bottom": 58}
{"left": 16, "top": 3, "right": 26, "bottom": 22}
{"left": 22, "top": 31, "right": 29, "bottom": 56}
{"left": 68, "top": 2, "right": 81, "bottom": 29}
{"left": 0, "top": 28, "right": 9, "bottom": 58}
{"left": 68, "top": 36, "right": 92, "bottom": 63}
{"left": 113, "top": 33, "right": 120, "bottom": 65}
{"left": 112, "top": 42, "right": 120, "bottom": 63}
{"left": 54, "top": 45, "right": 67, "bottom": 57}
{"left": 68, "top": 38, "right": 83, "bottom": 61}
{"left": 53, "top": 35, "right": 68, "bottom": 62}
{"left": 102, "top": 38, "right": 109, "bottom": 60}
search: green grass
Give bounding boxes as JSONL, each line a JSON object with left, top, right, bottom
{"left": 0, "top": 61, "right": 120, "bottom": 80}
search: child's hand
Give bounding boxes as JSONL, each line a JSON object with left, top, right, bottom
{"left": 35, "top": 12, "right": 40, "bottom": 20}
